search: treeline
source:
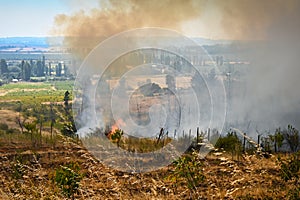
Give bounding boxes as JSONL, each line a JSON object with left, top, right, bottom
{"left": 0, "top": 57, "right": 71, "bottom": 84}
{"left": 216, "top": 125, "right": 299, "bottom": 156}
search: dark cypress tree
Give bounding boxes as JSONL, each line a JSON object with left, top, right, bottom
{"left": 0, "top": 59, "right": 8, "bottom": 76}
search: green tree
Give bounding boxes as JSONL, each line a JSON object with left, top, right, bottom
{"left": 215, "top": 131, "right": 243, "bottom": 159}
{"left": 269, "top": 128, "right": 284, "bottom": 152}
{"left": 49, "top": 103, "right": 56, "bottom": 140}
{"left": 30, "top": 60, "right": 37, "bottom": 76}
{"left": 42, "top": 55, "right": 45, "bottom": 70}
{"left": 61, "top": 91, "right": 77, "bottom": 137}
{"left": 8, "top": 65, "right": 21, "bottom": 79}
{"left": 0, "top": 59, "right": 8, "bottom": 74}
{"left": 20, "top": 61, "right": 31, "bottom": 81}
{"left": 283, "top": 125, "right": 299, "bottom": 152}
{"left": 20, "top": 60, "right": 24, "bottom": 80}
{"left": 215, "top": 131, "right": 242, "bottom": 152}
{"left": 0, "top": 59, "right": 8, "bottom": 79}
{"left": 63, "top": 64, "right": 68, "bottom": 76}
{"left": 24, "top": 121, "right": 38, "bottom": 146}
{"left": 36, "top": 60, "right": 44, "bottom": 76}
{"left": 56, "top": 63, "right": 62, "bottom": 77}
{"left": 64, "top": 91, "right": 70, "bottom": 111}
{"left": 32, "top": 104, "right": 47, "bottom": 144}
{"left": 166, "top": 74, "right": 175, "bottom": 92}
{"left": 45, "top": 64, "right": 49, "bottom": 76}
{"left": 49, "top": 62, "right": 52, "bottom": 76}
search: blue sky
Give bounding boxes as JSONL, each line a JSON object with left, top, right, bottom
{"left": 0, "top": 0, "right": 226, "bottom": 39}
{"left": 0, "top": 0, "right": 221, "bottom": 39}
{"left": 0, "top": 0, "right": 99, "bottom": 37}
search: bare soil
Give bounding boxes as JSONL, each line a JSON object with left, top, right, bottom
{"left": 0, "top": 109, "right": 20, "bottom": 130}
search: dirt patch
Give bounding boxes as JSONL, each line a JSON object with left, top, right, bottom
{"left": 0, "top": 90, "right": 8, "bottom": 96}
{"left": 0, "top": 109, "right": 20, "bottom": 130}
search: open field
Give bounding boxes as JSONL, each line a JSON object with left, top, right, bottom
{"left": 0, "top": 81, "right": 73, "bottom": 104}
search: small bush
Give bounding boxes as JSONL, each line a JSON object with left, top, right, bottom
{"left": 11, "top": 160, "right": 26, "bottom": 180}
{"left": 0, "top": 123, "right": 9, "bottom": 131}
{"left": 168, "top": 151, "right": 205, "bottom": 193}
{"left": 61, "top": 122, "right": 77, "bottom": 137}
{"left": 283, "top": 125, "right": 299, "bottom": 152}
{"left": 278, "top": 152, "right": 300, "bottom": 181}
{"left": 278, "top": 152, "right": 300, "bottom": 199}
{"left": 54, "top": 163, "right": 82, "bottom": 199}
{"left": 215, "top": 131, "right": 242, "bottom": 153}
{"left": 111, "top": 128, "right": 123, "bottom": 147}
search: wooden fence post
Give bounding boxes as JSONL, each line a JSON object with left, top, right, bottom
{"left": 197, "top": 127, "right": 199, "bottom": 143}
{"left": 243, "top": 133, "right": 246, "bottom": 153}
{"left": 208, "top": 128, "right": 210, "bottom": 141}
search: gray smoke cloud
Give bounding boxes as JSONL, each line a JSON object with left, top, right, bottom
{"left": 228, "top": 1, "right": 300, "bottom": 133}
{"left": 53, "top": 0, "right": 300, "bottom": 135}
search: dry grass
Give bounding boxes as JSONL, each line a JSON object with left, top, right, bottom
{"left": 0, "top": 133, "right": 296, "bottom": 200}
{"left": 0, "top": 109, "right": 20, "bottom": 130}
{"left": 0, "top": 105, "right": 296, "bottom": 199}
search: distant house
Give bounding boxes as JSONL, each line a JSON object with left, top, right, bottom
{"left": 12, "top": 79, "right": 18, "bottom": 83}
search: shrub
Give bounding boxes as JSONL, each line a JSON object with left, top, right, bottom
{"left": 278, "top": 152, "right": 300, "bottom": 199}
{"left": 61, "top": 122, "right": 77, "bottom": 137}
{"left": 54, "top": 163, "right": 82, "bottom": 199}
{"left": 111, "top": 128, "right": 123, "bottom": 147}
{"left": 269, "top": 128, "right": 284, "bottom": 152}
{"left": 11, "top": 160, "right": 26, "bottom": 180}
{"left": 215, "top": 131, "right": 242, "bottom": 153}
{"left": 0, "top": 123, "right": 9, "bottom": 131}
{"left": 168, "top": 151, "right": 205, "bottom": 193}
{"left": 278, "top": 152, "right": 300, "bottom": 181}
{"left": 283, "top": 125, "right": 299, "bottom": 152}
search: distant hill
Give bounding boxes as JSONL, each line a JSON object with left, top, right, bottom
{"left": 0, "top": 37, "right": 64, "bottom": 47}
{"left": 0, "top": 36, "right": 233, "bottom": 48}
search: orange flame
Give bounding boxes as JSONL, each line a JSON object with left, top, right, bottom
{"left": 111, "top": 123, "right": 119, "bottom": 134}
{"left": 108, "top": 119, "right": 126, "bottom": 139}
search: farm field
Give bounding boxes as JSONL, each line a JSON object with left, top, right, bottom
{"left": 0, "top": 81, "right": 74, "bottom": 104}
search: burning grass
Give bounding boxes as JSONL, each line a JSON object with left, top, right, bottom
{"left": 103, "top": 124, "right": 173, "bottom": 153}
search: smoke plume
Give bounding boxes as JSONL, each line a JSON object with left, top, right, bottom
{"left": 53, "top": 0, "right": 207, "bottom": 58}
{"left": 54, "top": 0, "right": 300, "bottom": 133}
